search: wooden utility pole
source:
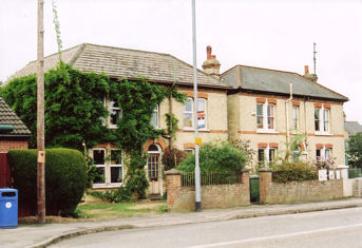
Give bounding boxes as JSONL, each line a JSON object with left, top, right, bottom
{"left": 37, "top": 0, "right": 46, "bottom": 224}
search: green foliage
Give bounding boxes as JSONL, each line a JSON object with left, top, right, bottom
{"left": 178, "top": 142, "right": 246, "bottom": 173}
{"left": 348, "top": 133, "right": 362, "bottom": 169}
{"left": 2, "top": 63, "right": 186, "bottom": 200}
{"left": 165, "top": 113, "right": 179, "bottom": 139}
{"left": 8, "top": 148, "right": 87, "bottom": 216}
{"left": 162, "top": 147, "right": 187, "bottom": 171}
{"left": 271, "top": 161, "right": 318, "bottom": 183}
{"left": 89, "top": 187, "right": 131, "bottom": 203}
{"left": 1, "top": 63, "right": 110, "bottom": 149}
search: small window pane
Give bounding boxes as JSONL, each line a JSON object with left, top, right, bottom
{"left": 314, "top": 108, "right": 320, "bottom": 131}
{"left": 292, "top": 106, "right": 299, "bottom": 130}
{"left": 325, "top": 149, "right": 332, "bottom": 160}
{"left": 110, "top": 167, "right": 122, "bottom": 183}
{"left": 93, "top": 167, "right": 105, "bottom": 184}
{"left": 257, "top": 104, "right": 264, "bottom": 129}
{"left": 93, "top": 150, "right": 105, "bottom": 165}
{"left": 269, "top": 149, "right": 276, "bottom": 162}
{"left": 151, "top": 105, "right": 159, "bottom": 128}
{"left": 111, "top": 150, "right": 122, "bottom": 164}
{"left": 109, "top": 100, "right": 122, "bottom": 126}
{"left": 316, "top": 149, "right": 321, "bottom": 161}
{"left": 258, "top": 149, "right": 265, "bottom": 162}
{"left": 324, "top": 109, "right": 330, "bottom": 132}
{"left": 185, "top": 98, "right": 193, "bottom": 112}
{"left": 183, "top": 113, "right": 193, "bottom": 128}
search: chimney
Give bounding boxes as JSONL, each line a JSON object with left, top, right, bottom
{"left": 202, "top": 45, "right": 221, "bottom": 76}
{"left": 303, "top": 65, "right": 318, "bottom": 82}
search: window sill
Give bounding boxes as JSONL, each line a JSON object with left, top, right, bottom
{"left": 257, "top": 129, "right": 279, "bottom": 134}
{"left": 92, "top": 183, "right": 123, "bottom": 189}
{"left": 182, "top": 128, "right": 209, "bottom": 132}
{"left": 315, "top": 132, "right": 332, "bottom": 136}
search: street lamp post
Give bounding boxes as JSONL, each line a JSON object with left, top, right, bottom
{"left": 191, "top": 0, "right": 201, "bottom": 211}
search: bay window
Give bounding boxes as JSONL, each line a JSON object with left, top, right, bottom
{"left": 183, "top": 97, "right": 207, "bottom": 130}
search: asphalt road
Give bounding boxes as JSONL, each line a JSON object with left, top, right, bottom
{"left": 50, "top": 207, "right": 362, "bottom": 248}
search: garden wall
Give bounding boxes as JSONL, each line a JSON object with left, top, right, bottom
{"left": 166, "top": 169, "right": 250, "bottom": 211}
{"left": 259, "top": 169, "right": 344, "bottom": 204}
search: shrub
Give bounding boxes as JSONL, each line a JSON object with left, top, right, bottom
{"left": 162, "top": 147, "right": 187, "bottom": 171}
{"left": 8, "top": 148, "right": 87, "bottom": 216}
{"left": 177, "top": 142, "right": 246, "bottom": 173}
{"left": 271, "top": 161, "right": 318, "bottom": 183}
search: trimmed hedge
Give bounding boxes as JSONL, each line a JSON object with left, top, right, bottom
{"left": 272, "top": 162, "right": 318, "bottom": 183}
{"left": 8, "top": 148, "right": 87, "bottom": 216}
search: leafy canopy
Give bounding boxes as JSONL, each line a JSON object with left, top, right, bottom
{"left": 348, "top": 133, "right": 362, "bottom": 168}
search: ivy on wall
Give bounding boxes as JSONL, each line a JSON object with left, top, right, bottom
{"left": 1, "top": 62, "right": 186, "bottom": 198}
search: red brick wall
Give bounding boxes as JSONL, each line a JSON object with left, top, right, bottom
{"left": 0, "top": 140, "right": 28, "bottom": 152}
{"left": 0, "top": 153, "right": 10, "bottom": 187}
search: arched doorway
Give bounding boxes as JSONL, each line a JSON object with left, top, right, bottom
{"left": 147, "top": 144, "right": 162, "bottom": 196}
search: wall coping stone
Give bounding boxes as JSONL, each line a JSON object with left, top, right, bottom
{"left": 165, "top": 169, "right": 181, "bottom": 175}
{"left": 259, "top": 168, "right": 272, "bottom": 172}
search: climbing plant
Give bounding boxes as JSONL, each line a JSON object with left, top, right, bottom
{"left": 1, "top": 62, "right": 186, "bottom": 199}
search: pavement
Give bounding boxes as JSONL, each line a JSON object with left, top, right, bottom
{"left": 1, "top": 198, "right": 362, "bottom": 248}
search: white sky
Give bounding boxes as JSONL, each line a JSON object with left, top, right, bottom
{"left": 1, "top": 0, "right": 361, "bottom": 122}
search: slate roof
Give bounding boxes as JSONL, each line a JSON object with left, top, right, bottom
{"left": 221, "top": 65, "right": 348, "bottom": 102}
{"left": 345, "top": 121, "right": 362, "bottom": 136}
{"left": 0, "top": 97, "right": 31, "bottom": 137}
{"left": 12, "top": 43, "right": 225, "bottom": 89}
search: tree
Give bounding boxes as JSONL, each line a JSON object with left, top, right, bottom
{"left": 348, "top": 133, "right": 362, "bottom": 168}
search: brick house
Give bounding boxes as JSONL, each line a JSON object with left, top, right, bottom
{"left": 11, "top": 43, "right": 348, "bottom": 195}
{"left": 0, "top": 97, "right": 31, "bottom": 187}
{"left": 12, "top": 43, "right": 229, "bottom": 195}
{"left": 221, "top": 64, "right": 348, "bottom": 171}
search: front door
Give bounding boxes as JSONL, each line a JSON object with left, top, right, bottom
{"left": 147, "top": 145, "right": 160, "bottom": 195}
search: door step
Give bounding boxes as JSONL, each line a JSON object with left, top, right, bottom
{"left": 149, "top": 194, "right": 161, "bottom": 200}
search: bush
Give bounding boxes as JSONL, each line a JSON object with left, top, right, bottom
{"left": 271, "top": 161, "right": 318, "bottom": 183}
{"left": 177, "top": 142, "right": 246, "bottom": 173}
{"left": 8, "top": 148, "right": 87, "bottom": 216}
{"left": 162, "top": 147, "right": 187, "bottom": 171}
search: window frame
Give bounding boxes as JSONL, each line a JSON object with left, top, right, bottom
{"left": 257, "top": 145, "right": 277, "bottom": 167}
{"left": 151, "top": 104, "right": 160, "bottom": 129}
{"left": 292, "top": 105, "right": 300, "bottom": 131}
{"left": 256, "top": 99, "right": 276, "bottom": 132}
{"left": 314, "top": 105, "right": 331, "bottom": 134}
{"left": 108, "top": 98, "right": 122, "bottom": 129}
{"left": 183, "top": 97, "right": 208, "bottom": 130}
{"left": 91, "top": 148, "right": 123, "bottom": 188}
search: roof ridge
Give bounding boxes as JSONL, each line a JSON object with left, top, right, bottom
{"left": 236, "top": 64, "right": 301, "bottom": 76}
{"left": 83, "top": 43, "right": 173, "bottom": 57}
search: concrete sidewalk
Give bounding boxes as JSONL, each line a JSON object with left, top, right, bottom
{"left": 1, "top": 198, "right": 362, "bottom": 248}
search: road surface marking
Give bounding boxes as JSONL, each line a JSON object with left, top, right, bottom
{"left": 187, "top": 223, "right": 362, "bottom": 248}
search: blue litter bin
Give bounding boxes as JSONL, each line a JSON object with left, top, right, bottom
{"left": 0, "top": 188, "right": 18, "bottom": 228}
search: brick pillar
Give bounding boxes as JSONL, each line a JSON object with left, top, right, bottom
{"left": 259, "top": 168, "right": 272, "bottom": 204}
{"left": 165, "top": 169, "right": 181, "bottom": 210}
{"left": 241, "top": 168, "right": 250, "bottom": 204}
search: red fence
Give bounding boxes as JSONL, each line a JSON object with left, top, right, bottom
{"left": 0, "top": 152, "right": 11, "bottom": 187}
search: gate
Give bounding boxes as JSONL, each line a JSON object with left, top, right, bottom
{"left": 0, "top": 153, "right": 11, "bottom": 187}
{"left": 249, "top": 175, "right": 259, "bottom": 203}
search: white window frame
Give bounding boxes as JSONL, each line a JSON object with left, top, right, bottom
{"left": 91, "top": 148, "right": 123, "bottom": 188}
{"left": 108, "top": 98, "right": 122, "bottom": 129}
{"left": 151, "top": 105, "right": 160, "bottom": 128}
{"left": 315, "top": 105, "right": 330, "bottom": 134}
{"left": 258, "top": 145, "right": 277, "bottom": 167}
{"left": 316, "top": 145, "right": 332, "bottom": 161}
{"left": 257, "top": 100, "right": 276, "bottom": 132}
{"left": 292, "top": 105, "right": 300, "bottom": 131}
{"left": 183, "top": 97, "right": 208, "bottom": 130}
{"left": 109, "top": 149, "right": 123, "bottom": 186}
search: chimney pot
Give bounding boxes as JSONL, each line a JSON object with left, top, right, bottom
{"left": 207, "top": 46, "right": 212, "bottom": 59}
{"left": 304, "top": 65, "right": 309, "bottom": 75}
